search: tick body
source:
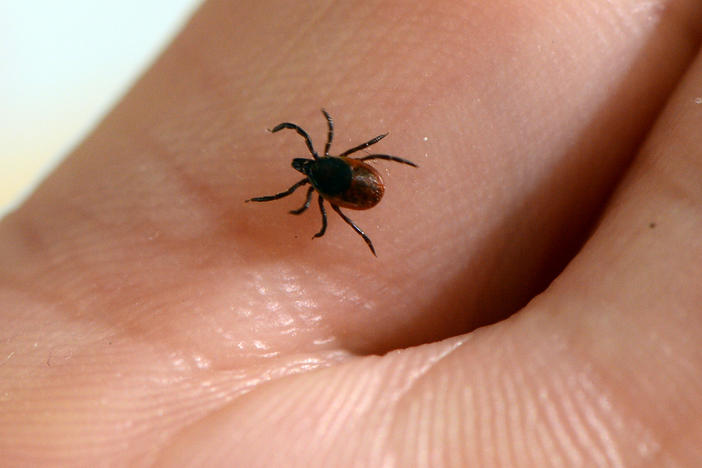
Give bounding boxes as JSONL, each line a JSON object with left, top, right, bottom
{"left": 246, "top": 109, "right": 417, "bottom": 256}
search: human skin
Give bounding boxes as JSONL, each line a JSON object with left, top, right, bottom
{"left": 1, "top": 0, "right": 702, "bottom": 466}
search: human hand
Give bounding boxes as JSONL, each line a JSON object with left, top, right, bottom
{"left": 2, "top": 1, "right": 701, "bottom": 466}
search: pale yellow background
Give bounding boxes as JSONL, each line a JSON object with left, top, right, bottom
{"left": 1, "top": 1, "right": 202, "bottom": 217}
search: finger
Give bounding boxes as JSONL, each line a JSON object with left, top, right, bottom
{"left": 155, "top": 45, "right": 702, "bottom": 467}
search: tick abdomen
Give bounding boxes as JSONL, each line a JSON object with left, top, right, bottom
{"left": 324, "top": 158, "right": 384, "bottom": 210}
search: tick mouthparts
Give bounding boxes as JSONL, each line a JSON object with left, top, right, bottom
{"left": 292, "top": 158, "right": 309, "bottom": 172}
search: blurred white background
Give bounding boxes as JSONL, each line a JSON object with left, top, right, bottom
{"left": 0, "top": 0, "right": 203, "bottom": 217}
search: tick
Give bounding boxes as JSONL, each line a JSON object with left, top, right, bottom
{"left": 246, "top": 109, "right": 417, "bottom": 256}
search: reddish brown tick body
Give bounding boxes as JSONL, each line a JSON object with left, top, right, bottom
{"left": 246, "top": 109, "right": 417, "bottom": 256}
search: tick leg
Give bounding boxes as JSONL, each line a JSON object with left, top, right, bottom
{"left": 358, "top": 154, "right": 418, "bottom": 167}
{"left": 271, "top": 122, "right": 319, "bottom": 159}
{"left": 289, "top": 186, "right": 314, "bottom": 214}
{"left": 338, "top": 133, "right": 388, "bottom": 157}
{"left": 331, "top": 204, "right": 376, "bottom": 256}
{"left": 313, "top": 195, "right": 327, "bottom": 238}
{"left": 245, "top": 178, "right": 308, "bottom": 203}
{"left": 322, "top": 109, "right": 333, "bottom": 157}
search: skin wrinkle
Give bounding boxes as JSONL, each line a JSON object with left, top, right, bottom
{"left": 500, "top": 347, "right": 530, "bottom": 466}
{"left": 384, "top": 336, "right": 471, "bottom": 406}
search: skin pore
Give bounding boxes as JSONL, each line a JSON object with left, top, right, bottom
{"left": 1, "top": 0, "right": 701, "bottom": 466}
